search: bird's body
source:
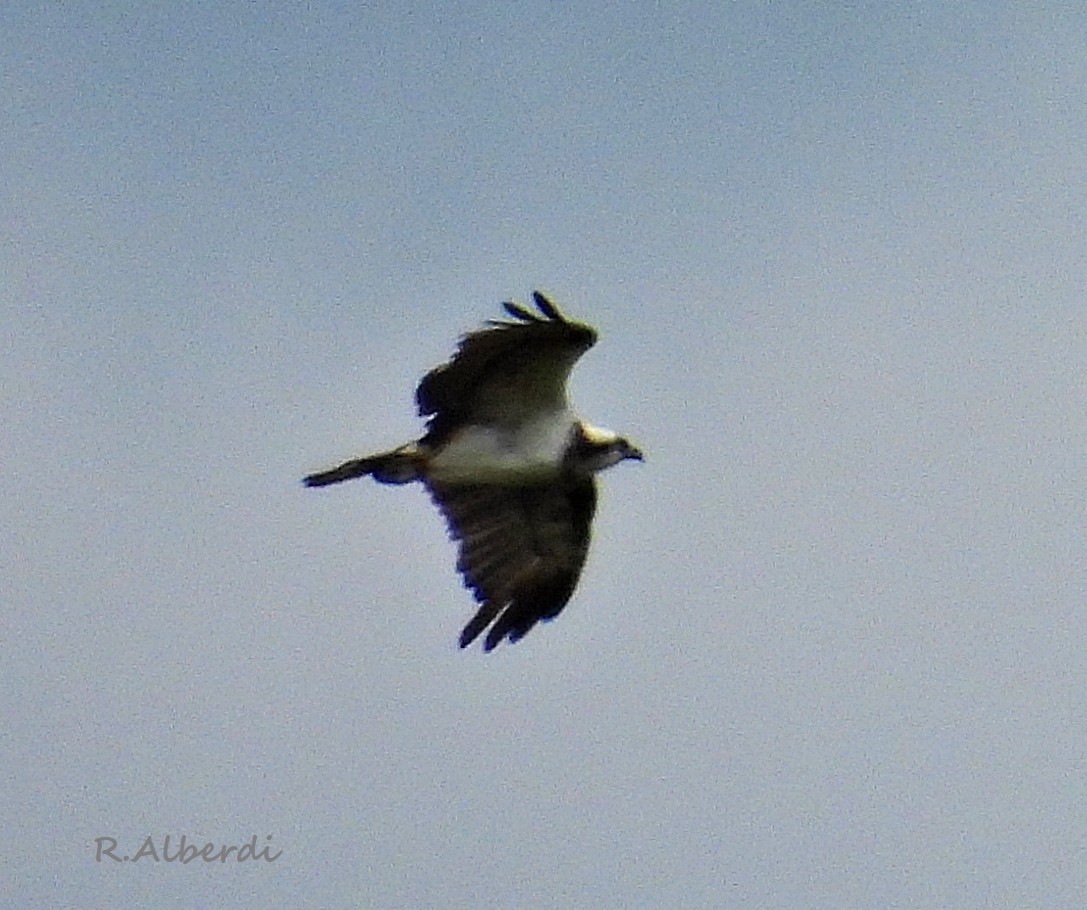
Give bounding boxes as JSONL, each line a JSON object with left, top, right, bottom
{"left": 426, "top": 408, "right": 577, "bottom": 484}
{"left": 305, "top": 292, "right": 642, "bottom": 651}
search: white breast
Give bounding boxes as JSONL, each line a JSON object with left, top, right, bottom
{"left": 427, "top": 410, "right": 576, "bottom": 484}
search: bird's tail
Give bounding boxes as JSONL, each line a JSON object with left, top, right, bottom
{"left": 303, "top": 443, "right": 424, "bottom": 487}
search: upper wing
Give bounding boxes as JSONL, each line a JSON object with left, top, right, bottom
{"left": 416, "top": 292, "right": 596, "bottom": 443}
{"left": 428, "top": 477, "right": 597, "bottom": 651}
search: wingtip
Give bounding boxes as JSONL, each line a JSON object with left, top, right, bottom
{"left": 459, "top": 631, "right": 500, "bottom": 653}
{"left": 459, "top": 618, "right": 505, "bottom": 652}
{"left": 531, "top": 291, "right": 562, "bottom": 320}
{"left": 501, "top": 300, "right": 538, "bottom": 322}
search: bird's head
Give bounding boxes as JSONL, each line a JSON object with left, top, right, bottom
{"left": 574, "top": 425, "right": 645, "bottom": 473}
{"left": 612, "top": 437, "right": 644, "bottom": 464}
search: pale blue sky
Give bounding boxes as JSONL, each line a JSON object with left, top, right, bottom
{"left": 5, "top": 3, "right": 1087, "bottom": 907}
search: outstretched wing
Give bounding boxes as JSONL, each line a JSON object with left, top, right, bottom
{"left": 416, "top": 292, "right": 596, "bottom": 444}
{"left": 429, "top": 478, "right": 597, "bottom": 651}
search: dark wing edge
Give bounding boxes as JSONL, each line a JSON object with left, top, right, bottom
{"left": 428, "top": 478, "right": 598, "bottom": 651}
{"left": 414, "top": 292, "right": 597, "bottom": 436}
{"left": 497, "top": 290, "right": 563, "bottom": 325}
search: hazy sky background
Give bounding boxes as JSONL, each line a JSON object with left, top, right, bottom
{"left": 5, "top": 2, "right": 1086, "bottom": 907}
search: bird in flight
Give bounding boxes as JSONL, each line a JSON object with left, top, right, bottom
{"left": 304, "top": 292, "right": 643, "bottom": 651}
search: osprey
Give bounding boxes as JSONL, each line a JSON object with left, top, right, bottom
{"left": 304, "top": 292, "right": 643, "bottom": 651}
